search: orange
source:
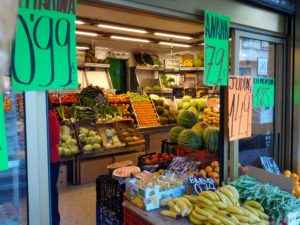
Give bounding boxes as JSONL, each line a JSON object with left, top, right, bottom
{"left": 199, "top": 169, "right": 207, "bottom": 178}
{"left": 292, "top": 173, "right": 299, "bottom": 181}
{"left": 284, "top": 170, "right": 291, "bottom": 177}
{"left": 205, "top": 166, "right": 213, "bottom": 173}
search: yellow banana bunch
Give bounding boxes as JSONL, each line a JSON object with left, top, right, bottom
{"left": 160, "top": 196, "right": 193, "bottom": 218}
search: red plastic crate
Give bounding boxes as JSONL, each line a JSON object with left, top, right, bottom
{"left": 123, "top": 207, "right": 152, "bottom": 225}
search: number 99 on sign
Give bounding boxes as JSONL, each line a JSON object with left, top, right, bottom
{"left": 11, "top": 8, "right": 77, "bottom": 91}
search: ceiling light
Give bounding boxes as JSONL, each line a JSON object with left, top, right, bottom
{"left": 154, "top": 32, "right": 193, "bottom": 40}
{"left": 110, "top": 35, "right": 150, "bottom": 43}
{"left": 76, "top": 20, "right": 85, "bottom": 25}
{"left": 77, "top": 46, "right": 90, "bottom": 50}
{"left": 98, "top": 24, "right": 147, "bottom": 34}
{"left": 76, "top": 31, "right": 98, "bottom": 37}
{"left": 159, "top": 41, "right": 191, "bottom": 48}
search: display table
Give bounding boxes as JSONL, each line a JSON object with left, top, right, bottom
{"left": 123, "top": 201, "right": 190, "bottom": 225}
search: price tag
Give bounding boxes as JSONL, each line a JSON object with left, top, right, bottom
{"left": 253, "top": 77, "right": 274, "bottom": 109}
{"left": 188, "top": 176, "right": 216, "bottom": 194}
{"left": 260, "top": 156, "right": 281, "bottom": 175}
{"left": 0, "top": 94, "right": 8, "bottom": 171}
{"left": 204, "top": 11, "right": 230, "bottom": 86}
{"left": 12, "top": 0, "right": 78, "bottom": 91}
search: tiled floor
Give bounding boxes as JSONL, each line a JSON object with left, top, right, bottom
{"left": 59, "top": 184, "right": 96, "bottom": 225}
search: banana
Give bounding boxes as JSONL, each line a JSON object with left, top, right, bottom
{"left": 214, "top": 214, "right": 236, "bottom": 225}
{"left": 225, "top": 185, "right": 240, "bottom": 200}
{"left": 215, "top": 190, "right": 231, "bottom": 206}
{"left": 191, "top": 209, "right": 207, "bottom": 221}
{"left": 194, "top": 206, "right": 214, "bottom": 218}
{"left": 214, "top": 201, "right": 227, "bottom": 209}
{"left": 207, "top": 215, "right": 221, "bottom": 225}
{"left": 241, "top": 207, "right": 260, "bottom": 223}
{"left": 206, "top": 205, "right": 219, "bottom": 212}
{"left": 243, "top": 205, "right": 260, "bottom": 217}
{"left": 160, "top": 210, "right": 178, "bottom": 218}
{"left": 234, "top": 214, "right": 251, "bottom": 223}
{"left": 227, "top": 214, "right": 239, "bottom": 224}
{"left": 226, "top": 206, "right": 245, "bottom": 215}
{"left": 175, "top": 198, "right": 189, "bottom": 217}
{"left": 181, "top": 197, "right": 193, "bottom": 209}
{"left": 168, "top": 201, "right": 181, "bottom": 214}
{"left": 244, "top": 200, "right": 264, "bottom": 211}
{"left": 199, "top": 191, "right": 219, "bottom": 202}
{"left": 255, "top": 210, "right": 269, "bottom": 220}
{"left": 189, "top": 213, "right": 203, "bottom": 225}
{"left": 219, "top": 187, "right": 237, "bottom": 205}
{"left": 184, "top": 195, "right": 198, "bottom": 204}
{"left": 197, "top": 195, "right": 214, "bottom": 206}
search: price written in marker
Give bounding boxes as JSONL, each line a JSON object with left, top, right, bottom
{"left": 253, "top": 77, "right": 275, "bottom": 109}
{"left": 228, "top": 76, "right": 253, "bottom": 141}
{"left": 204, "top": 11, "right": 230, "bottom": 86}
{"left": 12, "top": 1, "right": 78, "bottom": 91}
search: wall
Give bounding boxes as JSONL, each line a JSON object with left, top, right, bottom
{"left": 293, "top": 6, "right": 300, "bottom": 172}
{"left": 83, "top": 0, "right": 286, "bottom": 34}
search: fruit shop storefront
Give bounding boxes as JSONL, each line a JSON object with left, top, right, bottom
{"left": 1, "top": 1, "right": 300, "bottom": 225}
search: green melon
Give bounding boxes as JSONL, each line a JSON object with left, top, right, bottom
{"left": 203, "top": 126, "right": 219, "bottom": 153}
{"left": 177, "top": 111, "right": 198, "bottom": 128}
{"left": 178, "top": 129, "right": 202, "bottom": 150}
{"left": 169, "top": 126, "right": 185, "bottom": 143}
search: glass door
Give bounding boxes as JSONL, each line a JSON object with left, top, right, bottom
{"left": 234, "top": 31, "right": 286, "bottom": 168}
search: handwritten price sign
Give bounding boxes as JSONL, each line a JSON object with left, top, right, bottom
{"left": 12, "top": 0, "right": 78, "bottom": 91}
{"left": 0, "top": 94, "right": 8, "bottom": 171}
{"left": 204, "top": 11, "right": 230, "bottom": 86}
{"left": 253, "top": 77, "right": 275, "bottom": 109}
{"left": 228, "top": 76, "right": 253, "bottom": 141}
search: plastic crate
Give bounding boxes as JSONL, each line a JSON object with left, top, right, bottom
{"left": 96, "top": 175, "right": 125, "bottom": 225}
{"left": 123, "top": 206, "right": 152, "bottom": 225}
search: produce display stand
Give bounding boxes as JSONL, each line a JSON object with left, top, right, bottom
{"left": 76, "top": 143, "right": 145, "bottom": 185}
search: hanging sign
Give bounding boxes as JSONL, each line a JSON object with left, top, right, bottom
{"left": 11, "top": 0, "right": 78, "bottom": 91}
{"left": 260, "top": 156, "right": 280, "bottom": 175}
{"left": 204, "top": 11, "right": 230, "bottom": 86}
{"left": 253, "top": 77, "right": 274, "bottom": 109}
{"left": 228, "top": 76, "right": 252, "bottom": 141}
{"left": 0, "top": 94, "right": 8, "bottom": 171}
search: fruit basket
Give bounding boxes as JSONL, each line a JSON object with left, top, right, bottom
{"left": 138, "top": 153, "right": 174, "bottom": 172}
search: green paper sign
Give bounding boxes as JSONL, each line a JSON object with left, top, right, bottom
{"left": 204, "top": 11, "right": 230, "bottom": 86}
{"left": 253, "top": 77, "right": 275, "bottom": 109}
{"left": 0, "top": 94, "right": 8, "bottom": 171}
{"left": 11, "top": 5, "right": 78, "bottom": 91}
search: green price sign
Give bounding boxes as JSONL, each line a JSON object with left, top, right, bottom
{"left": 204, "top": 11, "right": 230, "bottom": 86}
{"left": 0, "top": 94, "right": 8, "bottom": 171}
{"left": 11, "top": 2, "right": 78, "bottom": 91}
{"left": 253, "top": 77, "right": 275, "bottom": 109}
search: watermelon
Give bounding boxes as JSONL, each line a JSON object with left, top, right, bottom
{"left": 192, "top": 122, "right": 208, "bottom": 140}
{"left": 169, "top": 126, "right": 185, "bottom": 143}
{"left": 177, "top": 111, "right": 198, "bottom": 128}
{"left": 203, "top": 126, "right": 219, "bottom": 153}
{"left": 178, "top": 129, "right": 202, "bottom": 149}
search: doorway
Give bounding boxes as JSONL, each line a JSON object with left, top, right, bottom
{"left": 233, "top": 30, "right": 287, "bottom": 169}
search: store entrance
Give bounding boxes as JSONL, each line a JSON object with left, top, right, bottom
{"left": 233, "top": 31, "right": 287, "bottom": 169}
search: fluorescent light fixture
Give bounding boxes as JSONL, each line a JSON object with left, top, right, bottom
{"left": 77, "top": 46, "right": 90, "bottom": 50}
{"left": 76, "top": 31, "right": 98, "bottom": 37}
{"left": 98, "top": 24, "right": 147, "bottom": 34}
{"left": 159, "top": 41, "right": 191, "bottom": 48}
{"left": 76, "top": 20, "right": 85, "bottom": 25}
{"left": 110, "top": 35, "right": 150, "bottom": 43}
{"left": 154, "top": 32, "right": 193, "bottom": 40}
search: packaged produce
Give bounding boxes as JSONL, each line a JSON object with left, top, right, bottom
{"left": 78, "top": 127, "right": 103, "bottom": 153}
{"left": 126, "top": 172, "right": 185, "bottom": 211}
{"left": 232, "top": 175, "right": 300, "bottom": 225}
{"left": 118, "top": 127, "right": 145, "bottom": 145}
{"left": 58, "top": 125, "right": 79, "bottom": 157}
{"left": 195, "top": 160, "right": 220, "bottom": 184}
{"left": 167, "top": 157, "right": 200, "bottom": 177}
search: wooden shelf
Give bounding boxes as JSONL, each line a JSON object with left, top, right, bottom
{"left": 78, "top": 63, "right": 110, "bottom": 69}
{"left": 135, "top": 65, "right": 204, "bottom": 73}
